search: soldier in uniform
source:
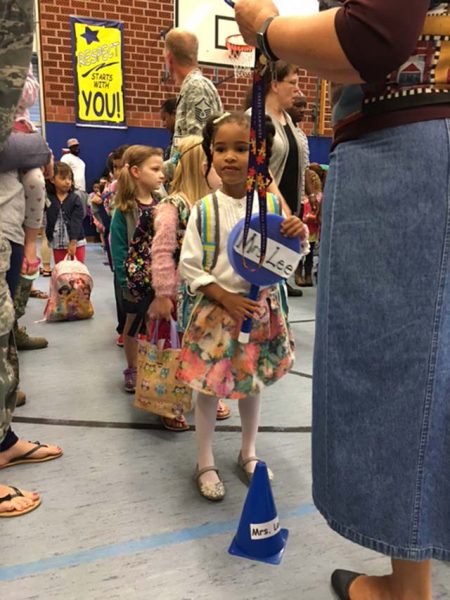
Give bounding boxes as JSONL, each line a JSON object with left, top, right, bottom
{"left": 164, "top": 29, "right": 223, "bottom": 158}
{"left": 0, "top": 0, "right": 62, "bottom": 517}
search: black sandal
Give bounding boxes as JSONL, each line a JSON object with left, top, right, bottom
{"left": 0, "top": 441, "right": 63, "bottom": 469}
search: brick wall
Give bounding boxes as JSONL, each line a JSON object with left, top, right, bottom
{"left": 38, "top": 0, "right": 332, "bottom": 136}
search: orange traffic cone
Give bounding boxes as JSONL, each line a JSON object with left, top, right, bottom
{"left": 229, "top": 461, "right": 288, "bottom": 564}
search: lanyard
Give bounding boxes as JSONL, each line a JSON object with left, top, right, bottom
{"left": 222, "top": 0, "right": 270, "bottom": 269}
{"left": 243, "top": 51, "right": 270, "bottom": 269}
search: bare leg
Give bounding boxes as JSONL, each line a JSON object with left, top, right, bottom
{"left": 238, "top": 392, "right": 261, "bottom": 476}
{"left": 350, "top": 559, "right": 432, "bottom": 600}
{"left": 195, "top": 392, "right": 220, "bottom": 486}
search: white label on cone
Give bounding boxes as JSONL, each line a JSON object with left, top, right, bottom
{"left": 250, "top": 517, "right": 280, "bottom": 540}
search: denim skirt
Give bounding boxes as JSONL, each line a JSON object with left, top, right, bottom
{"left": 312, "top": 119, "right": 450, "bottom": 561}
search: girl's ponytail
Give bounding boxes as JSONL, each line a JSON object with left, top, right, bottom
{"left": 115, "top": 145, "right": 163, "bottom": 213}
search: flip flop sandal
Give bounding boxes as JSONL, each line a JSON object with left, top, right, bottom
{"left": 29, "top": 289, "right": 49, "bottom": 299}
{"left": 0, "top": 487, "right": 41, "bottom": 518}
{"left": 161, "top": 416, "right": 190, "bottom": 432}
{"left": 216, "top": 401, "right": 231, "bottom": 420}
{"left": 42, "top": 269, "right": 52, "bottom": 277}
{"left": 0, "top": 441, "right": 63, "bottom": 469}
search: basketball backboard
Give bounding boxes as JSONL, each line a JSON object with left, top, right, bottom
{"left": 175, "top": 0, "right": 251, "bottom": 68}
{"left": 175, "top": 0, "right": 320, "bottom": 69}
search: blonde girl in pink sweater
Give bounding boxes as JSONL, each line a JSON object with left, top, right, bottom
{"left": 148, "top": 135, "right": 230, "bottom": 431}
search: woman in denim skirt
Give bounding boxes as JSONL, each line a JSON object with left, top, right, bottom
{"left": 236, "top": 0, "right": 450, "bottom": 598}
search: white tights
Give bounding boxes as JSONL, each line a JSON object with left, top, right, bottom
{"left": 195, "top": 392, "right": 261, "bottom": 478}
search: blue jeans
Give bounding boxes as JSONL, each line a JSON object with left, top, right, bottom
{"left": 312, "top": 119, "right": 450, "bottom": 561}
{"left": 5, "top": 240, "right": 24, "bottom": 297}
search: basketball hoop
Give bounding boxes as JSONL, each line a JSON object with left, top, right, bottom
{"left": 226, "top": 34, "right": 255, "bottom": 79}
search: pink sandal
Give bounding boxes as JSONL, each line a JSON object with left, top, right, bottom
{"left": 216, "top": 401, "right": 231, "bottom": 420}
{"left": 161, "top": 416, "right": 190, "bottom": 432}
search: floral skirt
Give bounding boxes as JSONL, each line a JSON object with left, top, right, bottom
{"left": 176, "top": 285, "right": 294, "bottom": 400}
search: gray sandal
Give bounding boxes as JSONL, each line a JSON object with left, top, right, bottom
{"left": 237, "top": 452, "right": 274, "bottom": 483}
{"left": 194, "top": 465, "right": 225, "bottom": 502}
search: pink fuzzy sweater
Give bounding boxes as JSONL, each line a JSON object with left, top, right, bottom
{"left": 151, "top": 201, "right": 181, "bottom": 298}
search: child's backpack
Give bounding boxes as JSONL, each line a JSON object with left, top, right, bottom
{"left": 125, "top": 195, "right": 190, "bottom": 300}
{"left": 44, "top": 256, "right": 94, "bottom": 322}
{"left": 125, "top": 207, "right": 156, "bottom": 300}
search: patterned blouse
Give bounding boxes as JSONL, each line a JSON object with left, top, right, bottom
{"left": 321, "top": 0, "right": 450, "bottom": 144}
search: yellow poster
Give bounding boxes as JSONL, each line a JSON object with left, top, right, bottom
{"left": 71, "top": 17, "right": 126, "bottom": 128}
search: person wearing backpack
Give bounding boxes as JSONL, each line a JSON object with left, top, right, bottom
{"left": 110, "top": 145, "right": 165, "bottom": 393}
{"left": 148, "top": 134, "right": 231, "bottom": 431}
{"left": 176, "top": 113, "right": 307, "bottom": 501}
{"left": 45, "top": 161, "right": 86, "bottom": 264}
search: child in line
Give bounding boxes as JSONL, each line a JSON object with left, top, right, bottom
{"left": 110, "top": 145, "right": 165, "bottom": 393}
{"left": 88, "top": 180, "right": 105, "bottom": 246}
{"left": 296, "top": 167, "right": 323, "bottom": 286}
{"left": 301, "top": 192, "right": 321, "bottom": 286}
{"left": 177, "top": 113, "right": 305, "bottom": 501}
{"left": 148, "top": 135, "right": 230, "bottom": 431}
{"left": 45, "top": 162, "right": 86, "bottom": 264}
{"left": 103, "top": 145, "right": 129, "bottom": 347}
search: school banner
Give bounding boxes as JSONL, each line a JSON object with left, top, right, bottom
{"left": 70, "top": 17, "right": 126, "bottom": 128}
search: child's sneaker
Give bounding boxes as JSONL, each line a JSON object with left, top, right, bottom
{"left": 123, "top": 367, "right": 137, "bottom": 393}
{"left": 116, "top": 334, "right": 124, "bottom": 347}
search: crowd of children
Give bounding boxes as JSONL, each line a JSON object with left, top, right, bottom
{"left": 58, "top": 110, "right": 321, "bottom": 501}
{"left": 7, "top": 70, "right": 324, "bottom": 506}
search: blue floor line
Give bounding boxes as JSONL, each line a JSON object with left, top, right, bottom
{"left": 0, "top": 503, "right": 317, "bottom": 581}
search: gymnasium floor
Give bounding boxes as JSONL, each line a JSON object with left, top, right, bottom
{"left": 2, "top": 245, "right": 449, "bottom": 599}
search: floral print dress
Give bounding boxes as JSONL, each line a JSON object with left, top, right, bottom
{"left": 176, "top": 285, "right": 294, "bottom": 400}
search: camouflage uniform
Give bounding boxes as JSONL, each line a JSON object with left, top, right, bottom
{"left": 171, "top": 68, "right": 223, "bottom": 155}
{"left": 0, "top": 0, "right": 34, "bottom": 444}
{"left": 13, "top": 274, "right": 32, "bottom": 322}
{"left": 0, "top": 1, "right": 34, "bottom": 149}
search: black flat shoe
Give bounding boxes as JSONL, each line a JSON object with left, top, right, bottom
{"left": 286, "top": 283, "right": 303, "bottom": 297}
{"left": 331, "top": 570, "right": 364, "bottom": 600}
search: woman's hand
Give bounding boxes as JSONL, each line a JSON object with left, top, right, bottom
{"left": 148, "top": 297, "right": 173, "bottom": 321}
{"left": 221, "top": 291, "right": 259, "bottom": 321}
{"left": 281, "top": 215, "right": 308, "bottom": 240}
{"left": 235, "top": 0, "right": 279, "bottom": 46}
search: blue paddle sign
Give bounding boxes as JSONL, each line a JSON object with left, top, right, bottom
{"left": 228, "top": 213, "right": 301, "bottom": 343}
